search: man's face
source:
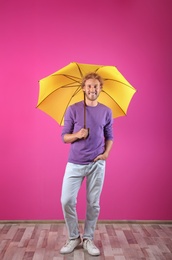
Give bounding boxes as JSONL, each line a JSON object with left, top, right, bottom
{"left": 83, "top": 78, "right": 102, "bottom": 101}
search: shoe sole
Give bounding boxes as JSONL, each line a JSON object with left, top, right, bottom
{"left": 83, "top": 245, "right": 100, "bottom": 256}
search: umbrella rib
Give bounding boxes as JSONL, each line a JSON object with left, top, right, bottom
{"left": 94, "top": 67, "right": 135, "bottom": 90}
{"left": 75, "top": 62, "right": 84, "bottom": 78}
{"left": 53, "top": 74, "right": 81, "bottom": 84}
{"left": 103, "top": 78, "right": 135, "bottom": 90}
{"left": 60, "top": 86, "right": 82, "bottom": 125}
{"left": 94, "top": 66, "right": 105, "bottom": 73}
{"left": 37, "top": 85, "right": 82, "bottom": 107}
{"left": 60, "top": 83, "right": 81, "bottom": 88}
{"left": 101, "top": 89, "right": 126, "bottom": 115}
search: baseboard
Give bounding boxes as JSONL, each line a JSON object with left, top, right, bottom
{"left": 0, "top": 220, "right": 172, "bottom": 224}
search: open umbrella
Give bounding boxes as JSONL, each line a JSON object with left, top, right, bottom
{"left": 36, "top": 62, "right": 136, "bottom": 126}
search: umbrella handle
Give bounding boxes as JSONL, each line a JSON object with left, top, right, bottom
{"left": 84, "top": 93, "right": 89, "bottom": 138}
{"left": 84, "top": 93, "right": 86, "bottom": 129}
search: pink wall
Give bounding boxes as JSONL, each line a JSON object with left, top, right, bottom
{"left": 0, "top": 0, "right": 172, "bottom": 220}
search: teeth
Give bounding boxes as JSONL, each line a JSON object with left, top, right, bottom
{"left": 88, "top": 92, "right": 96, "bottom": 95}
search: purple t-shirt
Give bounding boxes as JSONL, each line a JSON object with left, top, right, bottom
{"left": 61, "top": 101, "right": 114, "bottom": 164}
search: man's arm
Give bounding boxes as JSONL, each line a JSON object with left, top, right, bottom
{"left": 94, "top": 139, "right": 113, "bottom": 162}
{"left": 63, "top": 128, "right": 89, "bottom": 143}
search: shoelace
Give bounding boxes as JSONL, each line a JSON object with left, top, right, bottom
{"left": 64, "top": 238, "right": 80, "bottom": 247}
{"left": 85, "top": 239, "right": 97, "bottom": 249}
{"left": 64, "top": 240, "right": 71, "bottom": 247}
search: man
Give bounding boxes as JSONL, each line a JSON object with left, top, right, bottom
{"left": 60, "top": 73, "right": 114, "bottom": 256}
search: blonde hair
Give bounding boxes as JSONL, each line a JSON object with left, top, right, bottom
{"left": 81, "top": 73, "right": 103, "bottom": 88}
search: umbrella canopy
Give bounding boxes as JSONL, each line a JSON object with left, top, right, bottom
{"left": 37, "top": 62, "right": 136, "bottom": 125}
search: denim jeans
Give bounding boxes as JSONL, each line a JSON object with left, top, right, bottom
{"left": 61, "top": 160, "right": 105, "bottom": 240}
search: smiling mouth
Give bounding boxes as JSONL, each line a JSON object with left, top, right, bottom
{"left": 89, "top": 92, "right": 97, "bottom": 95}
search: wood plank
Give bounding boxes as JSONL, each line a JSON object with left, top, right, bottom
{"left": 0, "top": 223, "right": 171, "bottom": 259}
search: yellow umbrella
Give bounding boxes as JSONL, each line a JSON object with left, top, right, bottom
{"left": 37, "top": 62, "right": 136, "bottom": 126}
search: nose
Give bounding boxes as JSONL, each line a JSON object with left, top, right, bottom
{"left": 90, "top": 85, "right": 95, "bottom": 92}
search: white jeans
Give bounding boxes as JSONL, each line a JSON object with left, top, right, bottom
{"left": 61, "top": 160, "right": 105, "bottom": 240}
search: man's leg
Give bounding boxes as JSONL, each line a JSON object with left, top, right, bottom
{"left": 83, "top": 160, "right": 105, "bottom": 240}
{"left": 61, "top": 162, "right": 84, "bottom": 239}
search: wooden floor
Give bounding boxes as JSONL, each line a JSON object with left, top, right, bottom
{"left": 0, "top": 222, "right": 172, "bottom": 260}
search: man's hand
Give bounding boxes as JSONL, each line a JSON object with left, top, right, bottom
{"left": 63, "top": 128, "right": 89, "bottom": 143}
{"left": 94, "top": 140, "right": 113, "bottom": 162}
{"left": 77, "top": 128, "right": 89, "bottom": 139}
{"left": 93, "top": 152, "right": 108, "bottom": 162}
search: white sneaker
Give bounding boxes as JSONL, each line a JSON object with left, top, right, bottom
{"left": 60, "top": 237, "right": 81, "bottom": 254}
{"left": 83, "top": 239, "right": 100, "bottom": 256}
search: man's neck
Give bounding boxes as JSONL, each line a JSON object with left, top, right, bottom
{"left": 85, "top": 99, "right": 98, "bottom": 107}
